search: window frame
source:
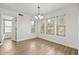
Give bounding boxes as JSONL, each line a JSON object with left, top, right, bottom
{"left": 46, "top": 18, "right": 55, "bottom": 35}
{"left": 4, "top": 19, "right": 12, "bottom": 33}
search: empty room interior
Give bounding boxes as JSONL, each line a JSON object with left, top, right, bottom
{"left": 0, "top": 3, "right": 78, "bottom": 55}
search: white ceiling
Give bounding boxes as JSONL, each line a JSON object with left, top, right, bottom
{"left": 0, "top": 3, "right": 77, "bottom": 16}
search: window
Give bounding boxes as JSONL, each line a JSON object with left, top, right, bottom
{"left": 56, "top": 16, "right": 65, "bottom": 36}
{"left": 46, "top": 18, "right": 55, "bottom": 35}
{"left": 41, "top": 20, "right": 45, "bottom": 34}
{"left": 5, "top": 20, "right": 12, "bottom": 33}
{"left": 31, "top": 21, "right": 36, "bottom": 33}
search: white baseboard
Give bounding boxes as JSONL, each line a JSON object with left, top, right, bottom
{"left": 16, "top": 37, "right": 37, "bottom": 42}
{"left": 38, "top": 37, "right": 78, "bottom": 49}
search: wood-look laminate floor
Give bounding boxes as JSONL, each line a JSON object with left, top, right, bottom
{"left": 0, "top": 38, "right": 78, "bottom": 55}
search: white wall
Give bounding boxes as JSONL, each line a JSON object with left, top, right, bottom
{"left": 17, "top": 15, "right": 37, "bottom": 41}
{"left": 78, "top": 4, "right": 79, "bottom": 54}
{"left": 38, "top": 5, "right": 78, "bottom": 49}
{"left": 0, "top": 15, "right": 4, "bottom": 41}
{"left": 0, "top": 14, "right": 1, "bottom": 41}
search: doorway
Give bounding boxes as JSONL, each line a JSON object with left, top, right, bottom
{"left": 1, "top": 15, "right": 17, "bottom": 42}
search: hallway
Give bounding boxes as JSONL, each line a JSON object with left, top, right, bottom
{"left": 0, "top": 38, "right": 78, "bottom": 55}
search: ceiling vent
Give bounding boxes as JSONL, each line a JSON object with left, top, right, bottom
{"left": 18, "top": 13, "right": 23, "bottom": 16}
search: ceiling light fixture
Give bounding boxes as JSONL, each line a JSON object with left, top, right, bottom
{"left": 35, "top": 6, "right": 44, "bottom": 20}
